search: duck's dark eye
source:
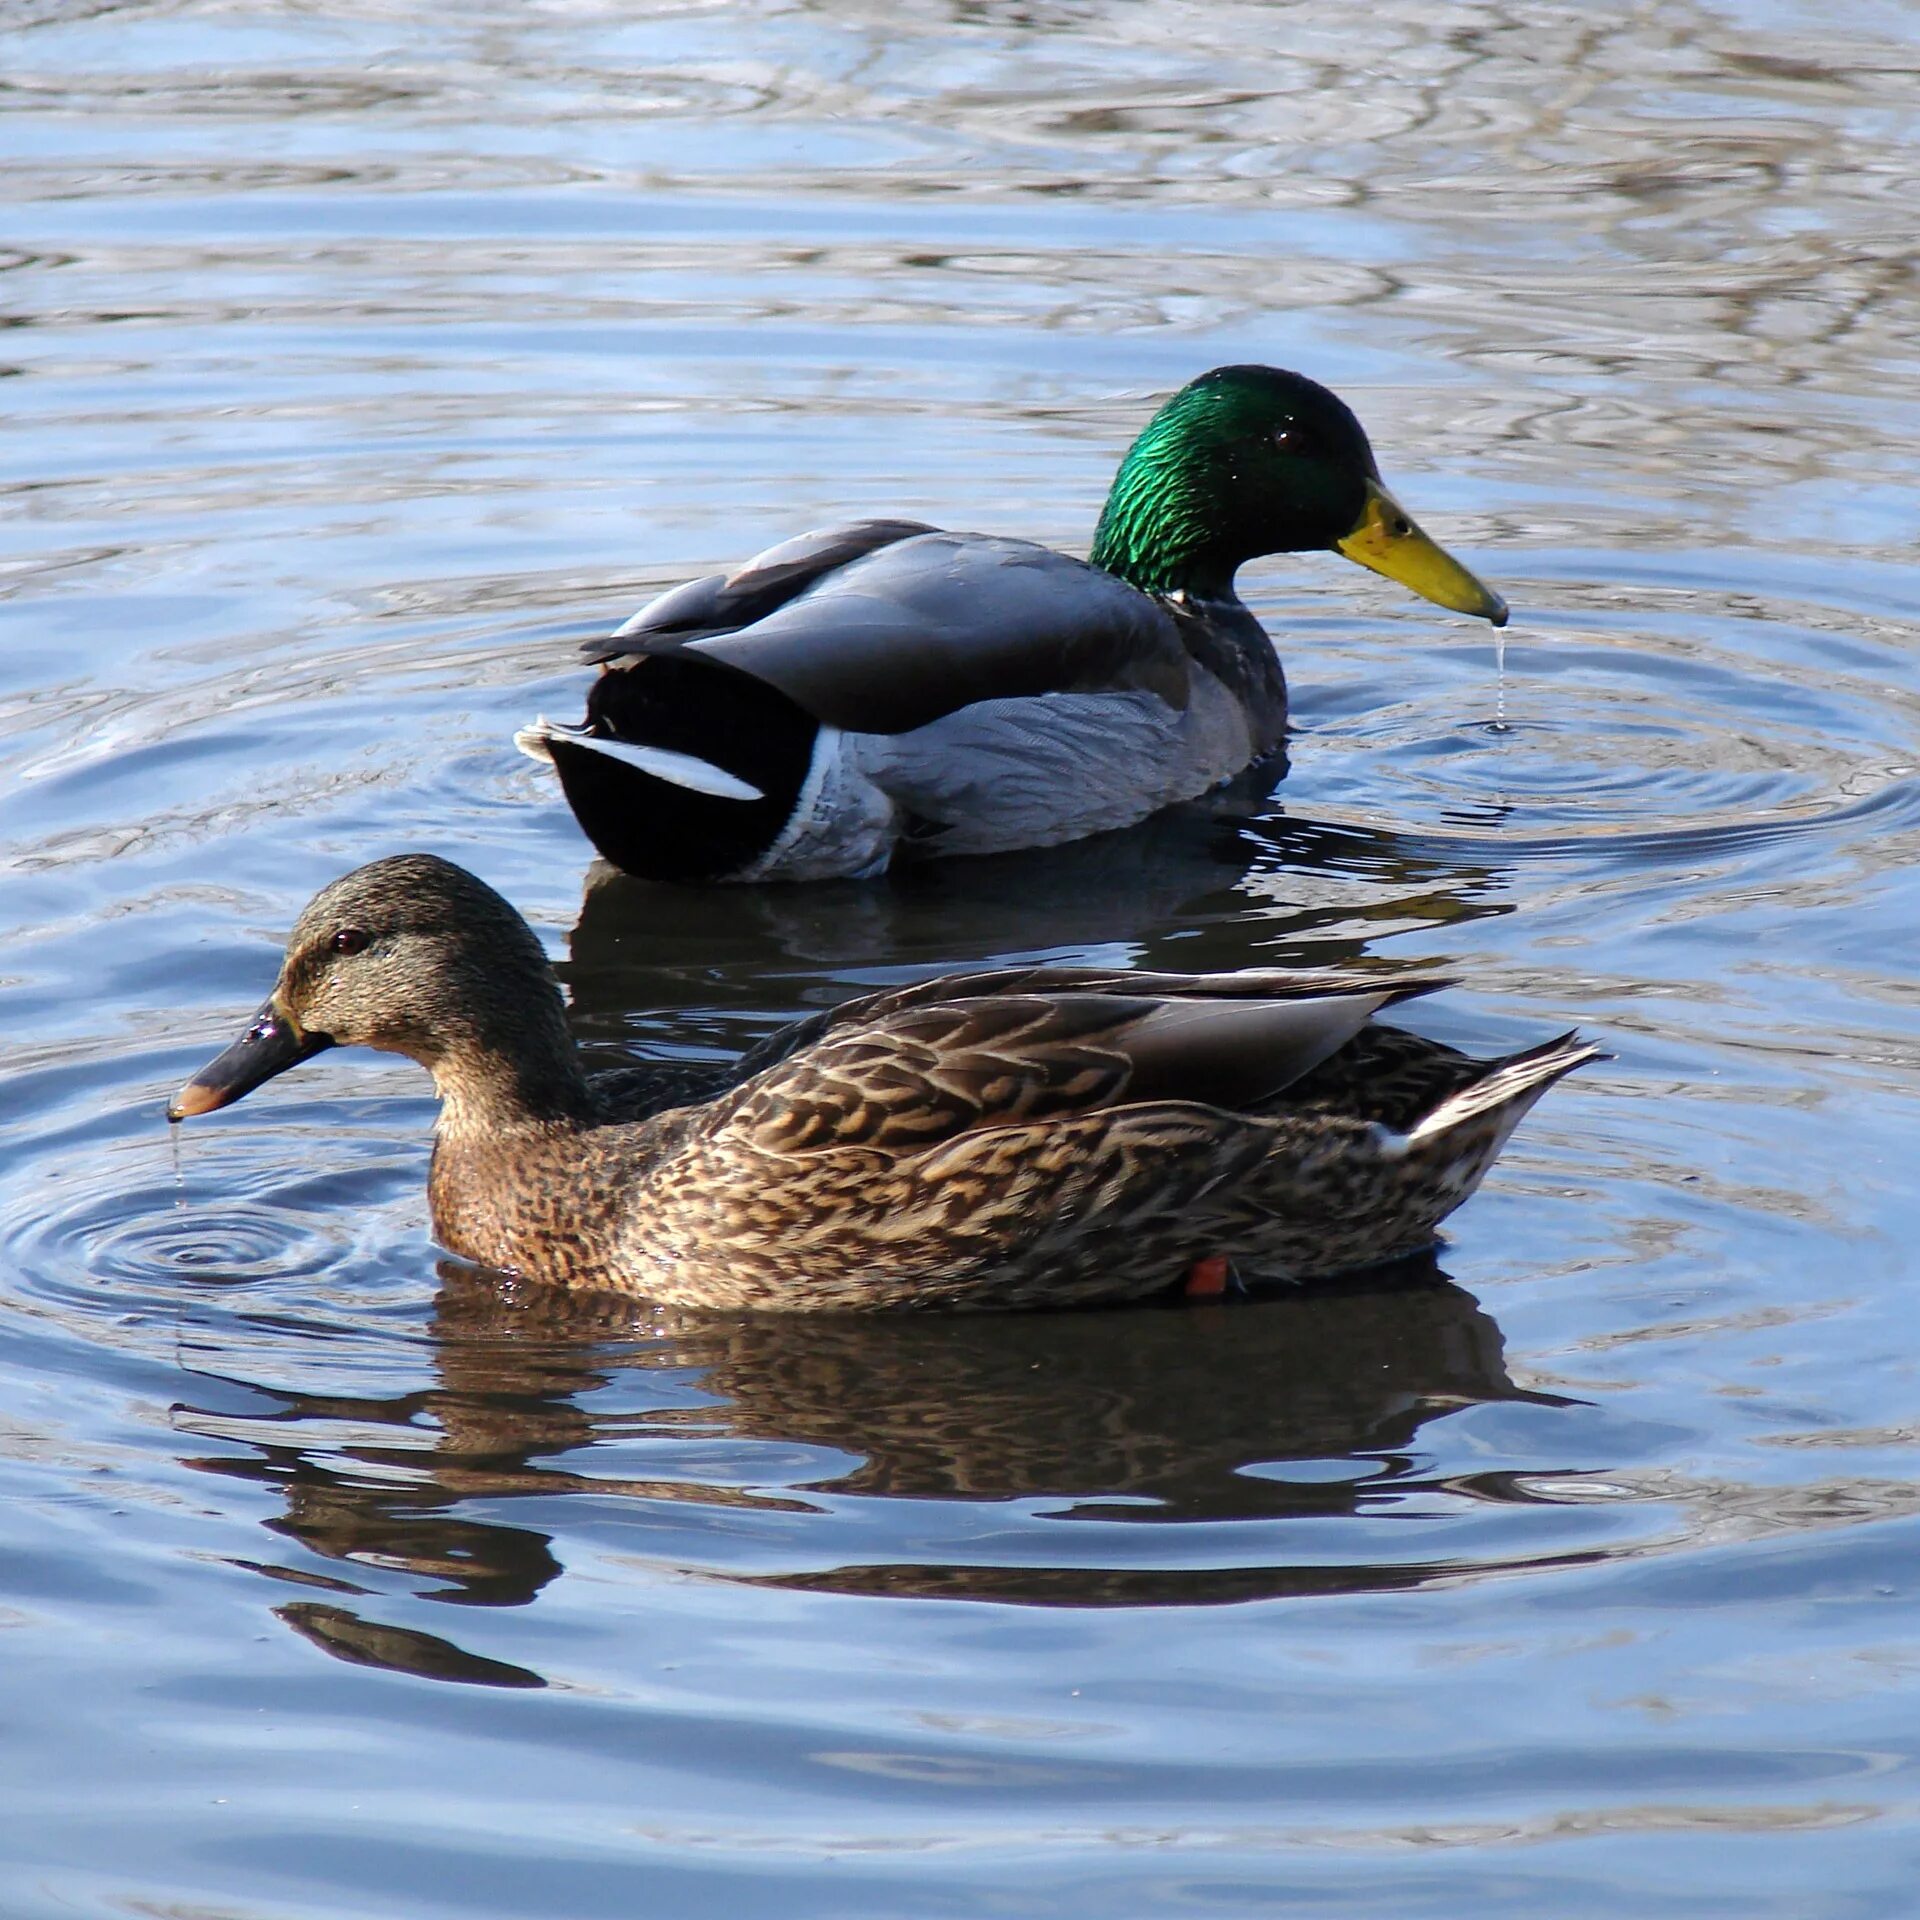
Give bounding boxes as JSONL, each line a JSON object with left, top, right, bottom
{"left": 1270, "top": 425, "right": 1310, "bottom": 455}
{"left": 330, "top": 928, "right": 371, "bottom": 955}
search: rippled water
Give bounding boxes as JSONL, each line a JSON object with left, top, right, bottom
{"left": 6, "top": 2, "right": 1920, "bottom": 1914}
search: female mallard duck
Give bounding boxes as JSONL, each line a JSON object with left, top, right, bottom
{"left": 516, "top": 365, "right": 1508, "bottom": 883}
{"left": 168, "top": 855, "right": 1595, "bottom": 1311}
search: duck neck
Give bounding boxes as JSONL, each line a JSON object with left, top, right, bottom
{"left": 421, "top": 998, "right": 608, "bottom": 1285}
{"left": 1090, "top": 416, "right": 1249, "bottom": 602}
{"left": 422, "top": 989, "right": 597, "bottom": 1143}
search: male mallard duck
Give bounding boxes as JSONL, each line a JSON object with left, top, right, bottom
{"left": 516, "top": 365, "right": 1507, "bottom": 883}
{"left": 168, "top": 856, "right": 1595, "bottom": 1311}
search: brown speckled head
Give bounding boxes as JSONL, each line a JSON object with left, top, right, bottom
{"left": 278, "top": 855, "right": 554, "bottom": 1054}
{"left": 171, "top": 854, "right": 592, "bottom": 1127}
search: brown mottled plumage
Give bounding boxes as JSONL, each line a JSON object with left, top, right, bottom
{"left": 168, "top": 855, "right": 1601, "bottom": 1312}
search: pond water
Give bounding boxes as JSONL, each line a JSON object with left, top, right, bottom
{"left": 5, "top": 2, "right": 1920, "bottom": 1914}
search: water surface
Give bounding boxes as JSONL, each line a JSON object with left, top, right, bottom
{"left": 5, "top": 2, "right": 1920, "bottom": 1915}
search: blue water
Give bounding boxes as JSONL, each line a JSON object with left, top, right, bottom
{"left": 4, "top": 3, "right": 1920, "bottom": 1914}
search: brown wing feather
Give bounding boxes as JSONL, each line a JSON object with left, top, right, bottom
{"left": 716, "top": 984, "right": 1410, "bottom": 1160}
{"left": 722, "top": 996, "right": 1147, "bottom": 1156}
{"left": 1282, "top": 1025, "right": 1484, "bottom": 1129}
{"left": 733, "top": 967, "right": 1450, "bottom": 1080}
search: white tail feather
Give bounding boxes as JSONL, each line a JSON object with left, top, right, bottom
{"left": 1408, "top": 1035, "right": 1604, "bottom": 1148}
{"left": 534, "top": 727, "right": 764, "bottom": 802}
{"left": 513, "top": 716, "right": 566, "bottom": 765}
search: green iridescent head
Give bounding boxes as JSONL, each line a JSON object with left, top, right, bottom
{"left": 1090, "top": 365, "right": 1506, "bottom": 624}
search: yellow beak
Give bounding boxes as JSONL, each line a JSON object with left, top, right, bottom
{"left": 1334, "top": 477, "right": 1508, "bottom": 627}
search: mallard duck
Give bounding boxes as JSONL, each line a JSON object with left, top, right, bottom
{"left": 516, "top": 365, "right": 1507, "bottom": 883}
{"left": 167, "top": 855, "right": 1596, "bottom": 1312}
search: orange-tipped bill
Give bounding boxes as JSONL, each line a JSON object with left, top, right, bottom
{"left": 1335, "top": 476, "right": 1508, "bottom": 626}
{"left": 168, "top": 998, "right": 331, "bottom": 1121}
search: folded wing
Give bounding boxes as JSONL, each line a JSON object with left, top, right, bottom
{"left": 716, "top": 981, "right": 1413, "bottom": 1159}
{"left": 591, "top": 526, "right": 1196, "bottom": 738}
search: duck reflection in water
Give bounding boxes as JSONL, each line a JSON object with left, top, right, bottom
{"left": 176, "top": 1258, "right": 1571, "bottom": 1683}
{"left": 560, "top": 777, "right": 1513, "bottom": 1031}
